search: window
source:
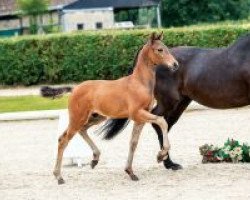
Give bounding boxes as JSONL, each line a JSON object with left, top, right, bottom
{"left": 77, "top": 23, "right": 84, "bottom": 30}
{"left": 96, "top": 22, "right": 103, "bottom": 29}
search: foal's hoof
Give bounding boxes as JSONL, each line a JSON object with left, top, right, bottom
{"left": 157, "top": 151, "right": 168, "bottom": 163}
{"left": 91, "top": 160, "right": 98, "bottom": 169}
{"left": 58, "top": 178, "right": 65, "bottom": 185}
{"left": 130, "top": 174, "right": 139, "bottom": 181}
{"left": 125, "top": 169, "right": 139, "bottom": 181}
{"left": 163, "top": 159, "right": 183, "bottom": 171}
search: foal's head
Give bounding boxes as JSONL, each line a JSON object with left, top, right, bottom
{"left": 143, "top": 32, "right": 178, "bottom": 71}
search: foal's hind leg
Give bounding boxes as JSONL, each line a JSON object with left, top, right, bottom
{"left": 53, "top": 126, "right": 78, "bottom": 184}
{"left": 53, "top": 111, "right": 92, "bottom": 184}
{"left": 79, "top": 114, "right": 106, "bottom": 169}
{"left": 79, "top": 130, "right": 101, "bottom": 169}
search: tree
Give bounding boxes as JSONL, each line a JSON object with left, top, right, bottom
{"left": 114, "top": 7, "right": 158, "bottom": 27}
{"left": 161, "top": 0, "right": 250, "bottom": 27}
{"left": 17, "top": 0, "right": 49, "bottom": 34}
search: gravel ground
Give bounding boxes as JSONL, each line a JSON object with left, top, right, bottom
{"left": 1, "top": 107, "right": 250, "bottom": 200}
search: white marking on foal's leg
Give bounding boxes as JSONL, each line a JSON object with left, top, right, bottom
{"left": 125, "top": 123, "right": 144, "bottom": 181}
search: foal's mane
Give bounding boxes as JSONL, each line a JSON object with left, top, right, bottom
{"left": 127, "top": 46, "right": 143, "bottom": 75}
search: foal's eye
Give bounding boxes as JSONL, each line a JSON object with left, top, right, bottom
{"left": 158, "top": 48, "right": 163, "bottom": 53}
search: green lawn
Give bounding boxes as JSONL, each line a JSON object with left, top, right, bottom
{"left": 0, "top": 95, "right": 68, "bottom": 113}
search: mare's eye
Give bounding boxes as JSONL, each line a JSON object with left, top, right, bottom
{"left": 158, "top": 48, "right": 163, "bottom": 53}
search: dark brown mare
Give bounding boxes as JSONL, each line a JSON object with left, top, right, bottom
{"left": 101, "top": 33, "right": 250, "bottom": 169}
{"left": 41, "top": 32, "right": 179, "bottom": 184}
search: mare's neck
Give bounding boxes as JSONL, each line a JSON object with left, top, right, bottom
{"left": 132, "top": 49, "right": 156, "bottom": 93}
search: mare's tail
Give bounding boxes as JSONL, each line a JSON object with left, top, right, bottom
{"left": 40, "top": 86, "right": 73, "bottom": 99}
{"left": 97, "top": 118, "right": 130, "bottom": 140}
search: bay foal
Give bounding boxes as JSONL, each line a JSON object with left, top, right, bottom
{"left": 42, "top": 32, "right": 178, "bottom": 184}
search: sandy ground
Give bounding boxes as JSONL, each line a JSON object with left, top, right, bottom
{"left": 1, "top": 107, "right": 250, "bottom": 200}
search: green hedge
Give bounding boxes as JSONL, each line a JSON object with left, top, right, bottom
{"left": 0, "top": 26, "right": 249, "bottom": 85}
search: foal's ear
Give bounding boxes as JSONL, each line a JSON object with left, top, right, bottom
{"left": 149, "top": 32, "right": 157, "bottom": 44}
{"left": 157, "top": 31, "right": 164, "bottom": 40}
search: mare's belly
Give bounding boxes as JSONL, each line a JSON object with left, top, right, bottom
{"left": 193, "top": 95, "right": 249, "bottom": 109}
{"left": 184, "top": 79, "right": 250, "bottom": 109}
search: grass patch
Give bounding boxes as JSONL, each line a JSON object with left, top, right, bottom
{"left": 0, "top": 95, "right": 68, "bottom": 113}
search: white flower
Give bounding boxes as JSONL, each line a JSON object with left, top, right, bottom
{"left": 211, "top": 145, "right": 219, "bottom": 151}
{"left": 229, "top": 150, "right": 236, "bottom": 158}
{"left": 237, "top": 155, "right": 243, "bottom": 161}
{"left": 234, "top": 147, "right": 243, "bottom": 155}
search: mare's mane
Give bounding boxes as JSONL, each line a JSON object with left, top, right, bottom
{"left": 229, "top": 33, "right": 250, "bottom": 50}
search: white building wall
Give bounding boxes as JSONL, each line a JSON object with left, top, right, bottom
{"left": 62, "top": 7, "right": 114, "bottom": 31}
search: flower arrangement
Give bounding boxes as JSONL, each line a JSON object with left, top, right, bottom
{"left": 199, "top": 139, "right": 250, "bottom": 163}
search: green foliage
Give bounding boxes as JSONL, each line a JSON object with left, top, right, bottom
{"left": 200, "top": 138, "right": 250, "bottom": 163}
{"left": 0, "top": 26, "right": 249, "bottom": 86}
{"left": 17, "top": 0, "right": 49, "bottom": 16}
{"left": 115, "top": 7, "right": 158, "bottom": 27}
{"left": 161, "top": 0, "right": 250, "bottom": 27}
{"left": 17, "top": 0, "right": 49, "bottom": 34}
{"left": 115, "top": 9, "right": 139, "bottom": 24}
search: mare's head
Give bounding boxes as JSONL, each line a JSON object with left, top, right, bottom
{"left": 142, "top": 32, "right": 178, "bottom": 71}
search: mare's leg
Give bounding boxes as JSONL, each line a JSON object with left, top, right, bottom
{"left": 79, "top": 114, "right": 106, "bottom": 169}
{"left": 166, "top": 97, "right": 192, "bottom": 131}
{"left": 125, "top": 123, "right": 144, "bottom": 181}
{"left": 152, "top": 97, "right": 191, "bottom": 169}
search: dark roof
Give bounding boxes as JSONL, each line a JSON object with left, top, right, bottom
{"left": 0, "top": 0, "right": 76, "bottom": 17}
{"left": 64, "top": 0, "right": 160, "bottom": 10}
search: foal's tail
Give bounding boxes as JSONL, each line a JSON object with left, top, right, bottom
{"left": 40, "top": 86, "right": 73, "bottom": 99}
{"left": 98, "top": 118, "right": 130, "bottom": 140}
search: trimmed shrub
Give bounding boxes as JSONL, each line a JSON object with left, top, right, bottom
{"left": 0, "top": 26, "right": 249, "bottom": 85}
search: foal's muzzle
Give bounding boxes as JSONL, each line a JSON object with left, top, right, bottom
{"left": 172, "top": 62, "right": 179, "bottom": 71}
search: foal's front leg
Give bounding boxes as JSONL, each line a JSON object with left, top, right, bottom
{"left": 134, "top": 109, "right": 170, "bottom": 163}
{"left": 125, "top": 123, "right": 144, "bottom": 181}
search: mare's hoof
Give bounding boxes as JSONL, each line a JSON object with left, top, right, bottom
{"left": 163, "top": 159, "right": 183, "bottom": 171}
{"left": 171, "top": 163, "right": 183, "bottom": 171}
{"left": 130, "top": 174, "right": 139, "bottom": 181}
{"left": 58, "top": 178, "right": 65, "bottom": 185}
{"left": 157, "top": 151, "right": 168, "bottom": 163}
{"left": 91, "top": 160, "right": 98, "bottom": 169}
